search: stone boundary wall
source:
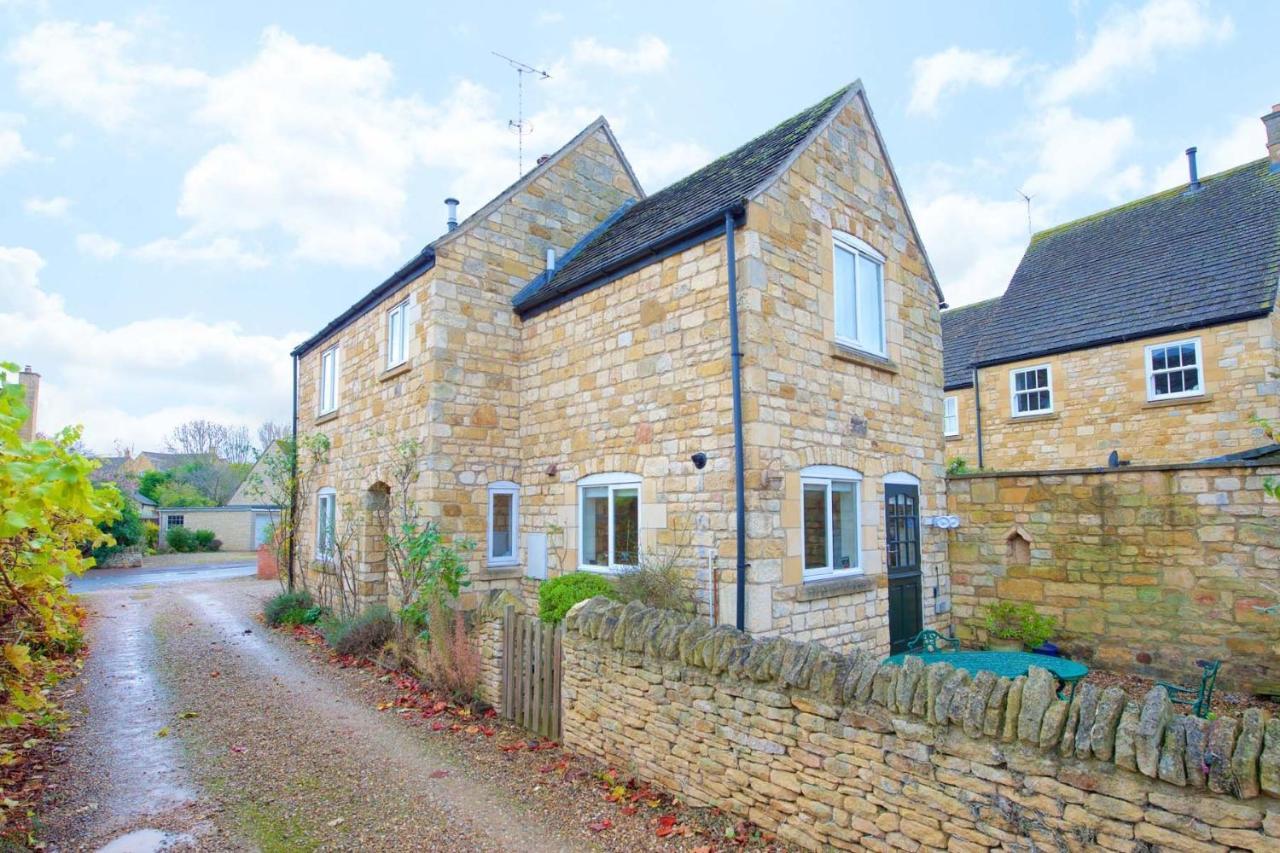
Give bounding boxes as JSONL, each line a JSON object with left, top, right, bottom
{"left": 946, "top": 464, "right": 1280, "bottom": 693}
{"left": 474, "top": 615, "right": 504, "bottom": 714}
{"left": 561, "top": 598, "right": 1280, "bottom": 852}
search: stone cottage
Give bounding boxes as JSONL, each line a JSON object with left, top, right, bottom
{"left": 290, "top": 82, "right": 950, "bottom": 654}
{"left": 941, "top": 103, "right": 1280, "bottom": 471}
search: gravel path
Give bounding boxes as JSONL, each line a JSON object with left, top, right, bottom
{"left": 42, "top": 577, "right": 782, "bottom": 852}
{"left": 41, "top": 578, "right": 584, "bottom": 851}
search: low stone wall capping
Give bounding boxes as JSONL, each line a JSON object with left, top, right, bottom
{"left": 947, "top": 463, "right": 1280, "bottom": 693}
{"left": 562, "top": 597, "right": 1280, "bottom": 852}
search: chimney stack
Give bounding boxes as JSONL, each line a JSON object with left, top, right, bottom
{"left": 1263, "top": 103, "right": 1280, "bottom": 172}
{"left": 17, "top": 365, "right": 39, "bottom": 442}
{"left": 444, "top": 197, "right": 459, "bottom": 231}
{"left": 1184, "top": 147, "right": 1201, "bottom": 193}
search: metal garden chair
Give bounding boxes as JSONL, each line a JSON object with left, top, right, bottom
{"left": 906, "top": 629, "right": 961, "bottom": 654}
{"left": 1157, "top": 660, "right": 1220, "bottom": 718}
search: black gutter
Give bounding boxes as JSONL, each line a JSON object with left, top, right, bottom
{"left": 291, "top": 248, "right": 436, "bottom": 358}
{"left": 288, "top": 353, "right": 298, "bottom": 592}
{"left": 725, "top": 210, "right": 748, "bottom": 632}
{"left": 972, "top": 366, "right": 984, "bottom": 470}
{"left": 515, "top": 206, "right": 745, "bottom": 320}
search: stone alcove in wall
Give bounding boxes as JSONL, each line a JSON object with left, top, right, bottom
{"left": 1003, "top": 525, "right": 1032, "bottom": 566}
{"left": 361, "top": 482, "right": 391, "bottom": 605}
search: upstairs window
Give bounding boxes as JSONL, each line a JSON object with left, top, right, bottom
{"left": 579, "top": 473, "right": 640, "bottom": 573}
{"left": 833, "top": 232, "right": 885, "bottom": 356}
{"left": 943, "top": 396, "right": 959, "bottom": 437}
{"left": 1146, "top": 339, "right": 1202, "bottom": 400}
{"left": 1010, "top": 365, "right": 1052, "bottom": 416}
{"left": 316, "top": 488, "right": 336, "bottom": 560}
{"left": 319, "top": 346, "right": 339, "bottom": 414}
{"left": 387, "top": 300, "right": 409, "bottom": 368}
{"left": 801, "top": 465, "right": 862, "bottom": 579}
{"left": 488, "top": 482, "right": 519, "bottom": 566}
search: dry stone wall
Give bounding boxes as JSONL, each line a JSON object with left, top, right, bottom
{"left": 562, "top": 597, "right": 1280, "bottom": 852}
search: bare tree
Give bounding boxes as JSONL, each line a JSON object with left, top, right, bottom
{"left": 165, "top": 419, "right": 226, "bottom": 458}
{"left": 221, "top": 425, "right": 255, "bottom": 464}
{"left": 256, "top": 420, "right": 289, "bottom": 455}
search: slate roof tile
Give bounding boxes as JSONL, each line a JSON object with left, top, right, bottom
{"left": 974, "top": 159, "right": 1280, "bottom": 367}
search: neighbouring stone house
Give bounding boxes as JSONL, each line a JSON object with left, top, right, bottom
{"left": 157, "top": 445, "right": 285, "bottom": 551}
{"left": 941, "top": 103, "right": 1280, "bottom": 471}
{"left": 291, "top": 82, "right": 951, "bottom": 654}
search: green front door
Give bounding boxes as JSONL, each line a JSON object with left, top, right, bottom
{"left": 886, "top": 483, "right": 922, "bottom": 654}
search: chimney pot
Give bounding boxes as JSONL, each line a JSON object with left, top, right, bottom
{"left": 1184, "top": 147, "right": 1201, "bottom": 193}
{"left": 1263, "top": 103, "right": 1280, "bottom": 172}
{"left": 444, "top": 197, "right": 459, "bottom": 231}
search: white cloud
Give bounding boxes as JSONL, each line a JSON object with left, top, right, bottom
{"left": 908, "top": 48, "right": 1019, "bottom": 116}
{"left": 7, "top": 20, "right": 207, "bottom": 129}
{"left": 175, "top": 27, "right": 423, "bottom": 267}
{"left": 0, "top": 245, "right": 295, "bottom": 453}
{"left": 0, "top": 114, "right": 34, "bottom": 172}
{"left": 625, "top": 139, "right": 712, "bottom": 192}
{"left": 1021, "top": 108, "right": 1143, "bottom": 204}
{"left": 915, "top": 192, "right": 1031, "bottom": 307}
{"left": 1152, "top": 115, "right": 1265, "bottom": 190}
{"left": 570, "top": 35, "right": 670, "bottom": 74}
{"left": 133, "top": 235, "right": 269, "bottom": 269}
{"left": 1042, "top": 0, "right": 1233, "bottom": 103}
{"left": 23, "top": 195, "right": 70, "bottom": 217}
{"left": 76, "top": 233, "right": 122, "bottom": 260}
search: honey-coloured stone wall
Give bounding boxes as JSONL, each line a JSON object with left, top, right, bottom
{"left": 947, "top": 463, "right": 1280, "bottom": 693}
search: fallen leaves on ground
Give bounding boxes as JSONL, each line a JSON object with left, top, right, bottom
{"left": 273, "top": 619, "right": 786, "bottom": 851}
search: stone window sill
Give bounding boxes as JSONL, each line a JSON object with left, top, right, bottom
{"left": 315, "top": 409, "right": 340, "bottom": 426}
{"left": 1006, "top": 411, "right": 1058, "bottom": 424}
{"left": 828, "top": 342, "right": 899, "bottom": 375}
{"left": 380, "top": 361, "right": 412, "bottom": 382}
{"left": 477, "top": 565, "right": 523, "bottom": 580}
{"left": 796, "top": 573, "right": 877, "bottom": 601}
{"left": 1143, "top": 392, "right": 1212, "bottom": 410}
{"left": 945, "top": 433, "right": 962, "bottom": 442}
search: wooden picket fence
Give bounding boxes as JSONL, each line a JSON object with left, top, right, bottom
{"left": 501, "top": 606, "right": 562, "bottom": 739}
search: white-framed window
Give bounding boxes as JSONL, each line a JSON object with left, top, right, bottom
{"left": 386, "top": 299, "right": 409, "bottom": 368}
{"left": 832, "top": 231, "right": 886, "bottom": 356}
{"left": 1010, "top": 365, "right": 1052, "bottom": 416}
{"left": 578, "top": 473, "right": 641, "bottom": 573}
{"left": 167, "top": 514, "right": 185, "bottom": 528}
{"left": 1146, "top": 338, "right": 1202, "bottom": 400}
{"left": 316, "top": 487, "right": 336, "bottom": 560}
{"left": 487, "top": 481, "right": 519, "bottom": 566}
{"left": 801, "top": 465, "right": 862, "bottom": 579}
{"left": 943, "top": 396, "right": 959, "bottom": 437}
{"left": 319, "top": 345, "right": 339, "bottom": 414}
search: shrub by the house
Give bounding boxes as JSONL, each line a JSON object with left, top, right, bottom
{"left": 538, "top": 572, "right": 617, "bottom": 624}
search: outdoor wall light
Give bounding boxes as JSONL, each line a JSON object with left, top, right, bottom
{"left": 691, "top": 452, "right": 707, "bottom": 470}
{"left": 926, "top": 515, "right": 961, "bottom": 529}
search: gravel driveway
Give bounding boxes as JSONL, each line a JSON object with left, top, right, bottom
{"left": 40, "top": 578, "right": 586, "bottom": 851}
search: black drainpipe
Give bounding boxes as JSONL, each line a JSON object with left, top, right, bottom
{"left": 972, "top": 366, "right": 984, "bottom": 470}
{"left": 725, "top": 210, "right": 748, "bottom": 631}
{"left": 288, "top": 353, "right": 298, "bottom": 592}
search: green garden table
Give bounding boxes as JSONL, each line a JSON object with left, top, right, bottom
{"left": 882, "top": 650, "right": 1089, "bottom": 700}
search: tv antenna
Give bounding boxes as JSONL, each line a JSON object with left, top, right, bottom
{"left": 1016, "top": 189, "right": 1034, "bottom": 237}
{"left": 493, "top": 51, "right": 550, "bottom": 176}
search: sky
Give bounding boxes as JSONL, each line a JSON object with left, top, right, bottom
{"left": 1, "top": 0, "right": 1276, "bottom": 454}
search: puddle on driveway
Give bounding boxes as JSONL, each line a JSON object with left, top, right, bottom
{"left": 96, "top": 828, "right": 194, "bottom": 853}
